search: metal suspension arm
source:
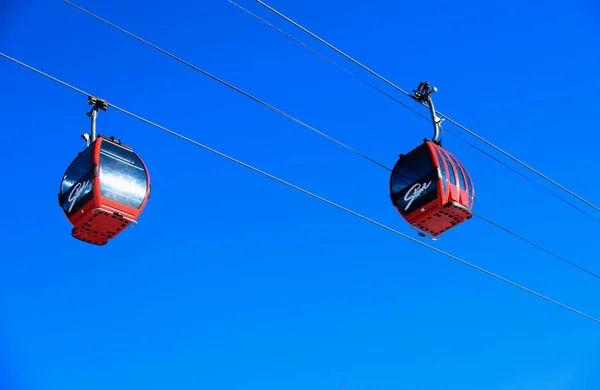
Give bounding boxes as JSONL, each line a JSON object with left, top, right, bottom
{"left": 412, "top": 82, "right": 443, "bottom": 145}
{"left": 84, "top": 96, "right": 108, "bottom": 145}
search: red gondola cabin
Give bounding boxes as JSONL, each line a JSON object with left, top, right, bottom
{"left": 58, "top": 135, "right": 151, "bottom": 245}
{"left": 389, "top": 140, "right": 474, "bottom": 237}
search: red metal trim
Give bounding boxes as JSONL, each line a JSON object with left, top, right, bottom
{"left": 445, "top": 151, "right": 471, "bottom": 209}
{"left": 427, "top": 141, "right": 449, "bottom": 204}
{"left": 423, "top": 140, "right": 446, "bottom": 208}
{"left": 437, "top": 147, "right": 460, "bottom": 204}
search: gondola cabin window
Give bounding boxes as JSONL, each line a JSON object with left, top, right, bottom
{"left": 390, "top": 143, "right": 439, "bottom": 216}
{"left": 60, "top": 145, "right": 94, "bottom": 217}
{"left": 99, "top": 140, "right": 148, "bottom": 210}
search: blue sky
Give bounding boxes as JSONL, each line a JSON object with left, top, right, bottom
{"left": 1, "top": 0, "right": 600, "bottom": 389}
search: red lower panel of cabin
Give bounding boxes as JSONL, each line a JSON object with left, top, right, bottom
{"left": 407, "top": 201, "right": 472, "bottom": 237}
{"left": 71, "top": 209, "right": 132, "bottom": 246}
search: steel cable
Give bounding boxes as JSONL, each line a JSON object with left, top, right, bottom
{"left": 62, "top": 0, "right": 600, "bottom": 280}
{"left": 2, "top": 50, "right": 599, "bottom": 324}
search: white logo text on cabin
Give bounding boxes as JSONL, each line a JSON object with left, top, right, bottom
{"left": 404, "top": 181, "right": 432, "bottom": 211}
{"left": 67, "top": 180, "right": 91, "bottom": 213}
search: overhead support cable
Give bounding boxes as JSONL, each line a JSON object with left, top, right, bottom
{"left": 228, "top": 0, "right": 600, "bottom": 224}
{"left": 62, "top": 0, "right": 600, "bottom": 279}
{"left": 227, "top": 1, "right": 429, "bottom": 122}
{"left": 2, "top": 50, "right": 599, "bottom": 324}
{"left": 62, "top": 0, "right": 390, "bottom": 171}
{"left": 254, "top": 0, "right": 600, "bottom": 214}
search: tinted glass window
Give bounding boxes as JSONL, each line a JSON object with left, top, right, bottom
{"left": 391, "top": 144, "right": 438, "bottom": 215}
{"left": 61, "top": 144, "right": 94, "bottom": 216}
{"left": 464, "top": 169, "right": 474, "bottom": 208}
{"left": 441, "top": 151, "right": 457, "bottom": 186}
{"left": 99, "top": 140, "right": 148, "bottom": 209}
{"left": 450, "top": 155, "right": 466, "bottom": 190}
{"left": 391, "top": 144, "right": 433, "bottom": 193}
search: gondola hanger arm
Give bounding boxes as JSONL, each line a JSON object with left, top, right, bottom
{"left": 411, "top": 82, "right": 443, "bottom": 145}
{"left": 83, "top": 96, "right": 109, "bottom": 145}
